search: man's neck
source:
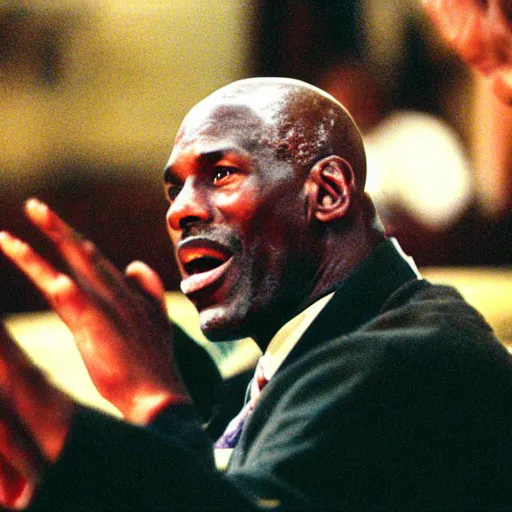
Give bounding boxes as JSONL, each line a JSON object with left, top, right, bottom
{"left": 252, "top": 233, "right": 386, "bottom": 350}
{"left": 303, "top": 226, "right": 386, "bottom": 310}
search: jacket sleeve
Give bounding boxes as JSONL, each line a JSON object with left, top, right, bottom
{"left": 28, "top": 404, "right": 258, "bottom": 511}
{"left": 27, "top": 325, "right": 257, "bottom": 512}
{"left": 225, "top": 324, "right": 512, "bottom": 511}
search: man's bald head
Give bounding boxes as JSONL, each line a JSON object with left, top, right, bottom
{"left": 165, "top": 78, "right": 383, "bottom": 344}
{"left": 176, "top": 77, "right": 367, "bottom": 190}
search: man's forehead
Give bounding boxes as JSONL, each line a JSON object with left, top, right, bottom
{"left": 170, "top": 100, "right": 278, "bottom": 167}
{"left": 167, "top": 105, "right": 265, "bottom": 172}
{"left": 177, "top": 96, "right": 277, "bottom": 142}
{"left": 167, "top": 78, "right": 342, "bottom": 171}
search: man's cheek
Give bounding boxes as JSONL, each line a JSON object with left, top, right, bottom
{"left": 218, "top": 195, "right": 258, "bottom": 225}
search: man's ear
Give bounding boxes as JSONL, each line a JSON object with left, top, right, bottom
{"left": 305, "top": 155, "right": 355, "bottom": 223}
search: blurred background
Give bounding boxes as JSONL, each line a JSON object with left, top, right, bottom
{"left": 1, "top": 3, "right": 511, "bottom": 320}
{"left": 1, "top": 0, "right": 256, "bottom": 312}
{"left": 2, "top": 0, "right": 511, "bottom": 410}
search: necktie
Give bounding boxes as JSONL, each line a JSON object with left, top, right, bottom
{"left": 214, "top": 359, "right": 268, "bottom": 449}
{"left": 214, "top": 294, "right": 335, "bottom": 453}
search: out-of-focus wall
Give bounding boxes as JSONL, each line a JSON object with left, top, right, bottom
{"left": 0, "top": 0, "right": 256, "bottom": 312}
{"left": 0, "top": 0, "right": 255, "bottom": 185}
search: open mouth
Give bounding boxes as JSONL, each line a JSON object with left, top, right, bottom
{"left": 184, "top": 255, "right": 226, "bottom": 275}
{"left": 177, "top": 239, "right": 234, "bottom": 295}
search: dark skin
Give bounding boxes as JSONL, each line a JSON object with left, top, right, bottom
{"left": 165, "top": 78, "right": 383, "bottom": 348}
{"left": 0, "top": 77, "right": 384, "bottom": 509}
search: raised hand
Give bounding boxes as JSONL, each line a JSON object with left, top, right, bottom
{"left": 421, "top": 0, "right": 499, "bottom": 75}
{"left": 0, "top": 323, "right": 75, "bottom": 509}
{"left": 0, "top": 199, "right": 191, "bottom": 425}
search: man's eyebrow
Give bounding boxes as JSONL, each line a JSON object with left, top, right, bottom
{"left": 200, "top": 148, "right": 239, "bottom": 165}
{"left": 163, "top": 147, "right": 248, "bottom": 183}
{"left": 205, "top": 150, "right": 229, "bottom": 165}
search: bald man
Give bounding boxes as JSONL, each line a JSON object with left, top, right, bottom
{"left": 1, "top": 78, "right": 511, "bottom": 511}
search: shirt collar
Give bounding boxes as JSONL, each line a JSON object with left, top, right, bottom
{"left": 255, "top": 291, "right": 335, "bottom": 387}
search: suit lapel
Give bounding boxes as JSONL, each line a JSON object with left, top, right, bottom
{"left": 285, "top": 239, "right": 420, "bottom": 366}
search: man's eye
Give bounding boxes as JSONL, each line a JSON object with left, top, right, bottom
{"left": 213, "top": 166, "right": 237, "bottom": 185}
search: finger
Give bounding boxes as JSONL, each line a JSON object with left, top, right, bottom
{"left": 0, "top": 233, "right": 87, "bottom": 327}
{"left": 23, "top": 198, "right": 128, "bottom": 300}
{"left": 0, "top": 401, "right": 44, "bottom": 485}
{"left": 0, "top": 454, "right": 36, "bottom": 510}
{"left": 125, "top": 261, "right": 167, "bottom": 312}
{"left": 0, "top": 324, "right": 35, "bottom": 391}
{"left": 0, "top": 325, "right": 75, "bottom": 466}
{"left": 0, "top": 394, "right": 44, "bottom": 510}
{"left": 0, "top": 231, "right": 61, "bottom": 291}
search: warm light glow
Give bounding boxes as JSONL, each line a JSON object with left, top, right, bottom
{"left": 0, "top": 0, "right": 254, "bottom": 182}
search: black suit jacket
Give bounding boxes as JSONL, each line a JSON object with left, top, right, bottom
{"left": 30, "top": 240, "right": 512, "bottom": 511}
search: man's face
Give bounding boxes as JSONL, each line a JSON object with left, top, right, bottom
{"left": 163, "top": 103, "right": 316, "bottom": 341}
{"left": 423, "top": 0, "right": 512, "bottom": 103}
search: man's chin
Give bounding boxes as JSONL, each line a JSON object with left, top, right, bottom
{"left": 198, "top": 305, "right": 250, "bottom": 342}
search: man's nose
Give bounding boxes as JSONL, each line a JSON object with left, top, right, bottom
{"left": 166, "top": 181, "right": 211, "bottom": 232}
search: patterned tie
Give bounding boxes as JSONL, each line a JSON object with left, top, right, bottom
{"left": 214, "top": 359, "right": 268, "bottom": 449}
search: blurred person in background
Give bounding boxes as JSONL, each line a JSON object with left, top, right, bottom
{"left": 422, "top": 0, "right": 512, "bottom": 105}
{"left": 318, "top": 61, "right": 474, "bottom": 239}
{"left": 422, "top": 0, "right": 512, "bottom": 263}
